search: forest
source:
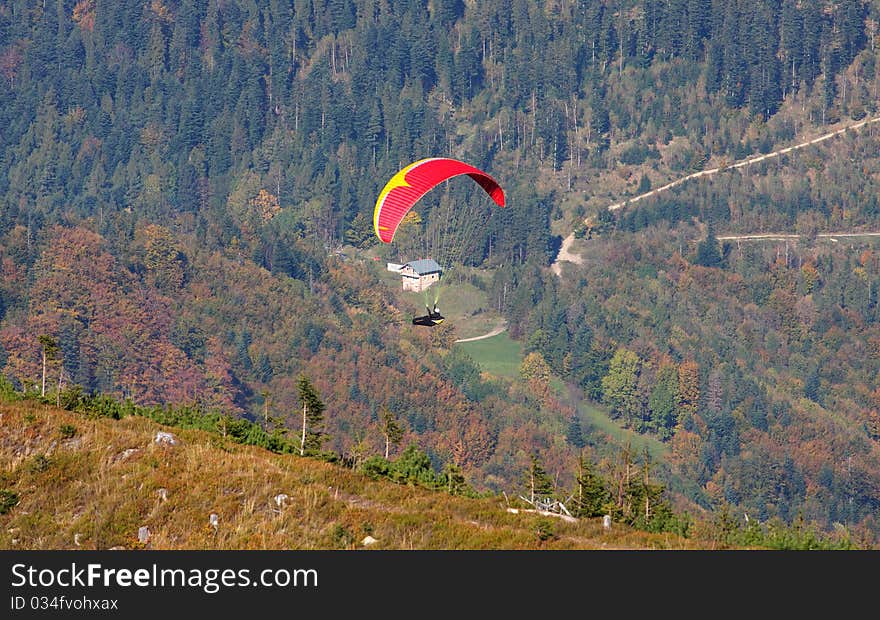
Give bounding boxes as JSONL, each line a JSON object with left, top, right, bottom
{"left": 2, "top": 0, "right": 880, "bottom": 543}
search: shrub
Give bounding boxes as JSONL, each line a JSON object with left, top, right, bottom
{"left": 332, "top": 524, "right": 354, "bottom": 548}
{"left": 27, "top": 454, "right": 52, "bottom": 474}
{"left": 82, "top": 394, "right": 124, "bottom": 419}
{"left": 360, "top": 455, "right": 391, "bottom": 480}
{"left": 0, "top": 375, "right": 18, "bottom": 402}
{"left": 536, "top": 518, "right": 556, "bottom": 542}
{"left": 58, "top": 385, "right": 85, "bottom": 410}
{"left": 390, "top": 445, "right": 439, "bottom": 487}
{"left": 619, "top": 142, "right": 660, "bottom": 165}
{"left": 0, "top": 490, "right": 19, "bottom": 514}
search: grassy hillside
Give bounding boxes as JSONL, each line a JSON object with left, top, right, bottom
{"left": 0, "top": 399, "right": 707, "bottom": 551}
{"left": 457, "top": 333, "right": 523, "bottom": 378}
{"left": 459, "top": 334, "right": 668, "bottom": 463}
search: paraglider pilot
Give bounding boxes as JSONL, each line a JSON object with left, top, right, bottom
{"left": 412, "top": 304, "right": 444, "bottom": 327}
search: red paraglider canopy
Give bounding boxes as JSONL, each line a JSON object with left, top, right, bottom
{"left": 373, "top": 157, "right": 505, "bottom": 243}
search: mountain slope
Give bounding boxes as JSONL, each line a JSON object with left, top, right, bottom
{"left": 0, "top": 399, "right": 703, "bottom": 550}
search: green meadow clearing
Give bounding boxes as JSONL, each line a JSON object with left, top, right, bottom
{"left": 457, "top": 332, "right": 522, "bottom": 379}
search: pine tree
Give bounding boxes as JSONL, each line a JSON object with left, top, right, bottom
{"left": 677, "top": 360, "right": 701, "bottom": 426}
{"left": 297, "top": 375, "right": 326, "bottom": 456}
{"left": 146, "top": 20, "right": 168, "bottom": 85}
{"left": 588, "top": 85, "right": 610, "bottom": 153}
{"left": 524, "top": 453, "right": 555, "bottom": 503}
{"left": 565, "top": 414, "right": 585, "bottom": 449}
{"left": 235, "top": 331, "right": 253, "bottom": 372}
{"left": 695, "top": 222, "right": 722, "bottom": 267}
{"left": 178, "top": 96, "right": 204, "bottom": 151}
{"left": 255, "top": 353, "right": 273, "bottom": 384}
{"left": 434, "top": 0, "right": 465, "bottom": 27}
{"left": 624, "top": 448, "right": 683, "bottom": 533}
{"left": 443, "top": 462, "right": 468, "bottom": 496}
{"left": 344, "top": 212, "right": 376, "bottom": 248}
{"left": 381, "top": 408, "right": 403, "bottom": 459}
{"left": 804, "top": 368, "right": 821, "bottom": 403}
{"left": 649, "top": 363, "right": 679, "bottom": 440}
{"left": 571, "top": 453, "right": 610, "bottom": 518}
{"left": 781, "top": 0, "right": 802, "bottom": 94}
{"left": 38, "top": 334, "right": 60, "bottom": 399}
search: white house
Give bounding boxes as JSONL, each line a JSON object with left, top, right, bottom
{"left": 399, "top": 259, "right": 442, "bottom": 292}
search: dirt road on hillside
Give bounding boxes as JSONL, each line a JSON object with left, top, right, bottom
{"left": 552, "top": 114, "right": 880, "bottom": 276}
{"left": 455, "top": 321, "right": 508, "bottom": 343}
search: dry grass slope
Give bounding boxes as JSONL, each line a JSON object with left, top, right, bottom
{"left": 0, "top": 401, "right": 704, "bottom": 550}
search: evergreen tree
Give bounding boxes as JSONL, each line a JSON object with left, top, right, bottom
{"left": 565, "top": 413, "right": 586, "bottom": 449}
{"left": 296, "top": 375, "right": 326, "bottom": 456}
{"left": 624, "top": 449, "right": 684, "bottom": 534}
{"left": 434, "top": 0, "right": 465, "bottom": 27}
{"left": 344, "top": 212, "right": 376, "bottom": 248}
{"left": 804, "top": 368, "right": 821, "bottom": 403}
{"left": 236, "top": 330, "right": 253, "bottom": 372}
{"left": 255, "top": 353, "right": 273, "bottom": 384}
{"left": 588, "top": 85, "right": 610, "bottom": 154}
{"left": 524, "top": 453, "right": 555, "bottom": 503}
{"left": 649, "top": 364, "right": 679, "bottom": 440}
{"left": 392, "top": 444, "right": 438, "bottom": 487}
{"left": 442, "top": 462, "right": 468, "bottom": 496}
{"left": 695, "top": 222, "right": 722, "bottom": 268}
{"left": 571, "top": 453, "right": 610, "bottom": 518}
{"left": 381, "top": 408, "right": 404, "bottom": 459}
{"left": 38, "top": 334, "right": 60, "bottom": 399}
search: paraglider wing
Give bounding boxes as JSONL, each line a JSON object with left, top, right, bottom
{"left": 373, "top": 157, "right": 505, "bottom": 243}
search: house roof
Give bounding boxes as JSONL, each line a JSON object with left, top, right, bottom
{"left": 403, "top": 258, "right": 442, "bottom": 275}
